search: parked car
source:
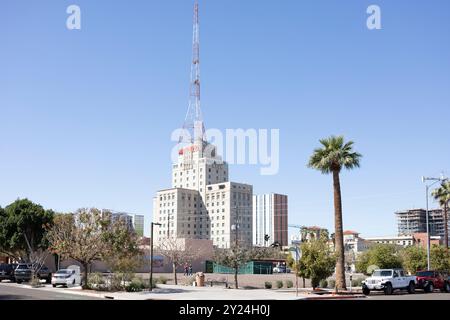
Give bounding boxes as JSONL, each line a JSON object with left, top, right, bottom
{"left": 52, "top": 265, "right": 81, "bottom": 288}
{"left": 273, "top": 265, "right": 291, "bottom": 273}
{"left": 0, "top": 263, "right": 16, "bottom": 282}
{"left": 415, "top": 270, "right": 450, "bottom": 293}
{"left": 362, "top": 269, "right": 416, "bottom": 295}
{"left": 14, "top": 264, "right": 52, "bottom": 284}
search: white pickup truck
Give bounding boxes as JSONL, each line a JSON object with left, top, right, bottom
{"left": 362, "top": 268, "right": 416, "bottom": 295}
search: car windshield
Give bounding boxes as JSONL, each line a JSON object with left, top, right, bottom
{"left": 16, "top": 264, "right": 30, "bottom": 270}
{"left": 56, "top": 270, "right": 73, "bottom": 274}
{"left": 416, "top": 271, "right": 434, "bottom": 277}
{"left": 372, "top": 270, "right": 392, "bottom": 277}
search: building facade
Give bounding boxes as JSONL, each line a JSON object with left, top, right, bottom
{"left": 132, "top": 214, "right": 145, "bottom": 237}
{"left": 153, "top": 141, "right": 253, "bottom": 249}
{"left": 396, "top": 208, "right": 449, "bottom": 243}
{"left": 365, "top": 234, "right": 441, "bottom": 248}
{"left": 253, "top": 194, "right": 288, "bottom": 247}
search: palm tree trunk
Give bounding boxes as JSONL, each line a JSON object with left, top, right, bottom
{"left": 444, "top": 202, "right": 448, "bottom": 249}
{"left": 332, "top": 170, "right": 347, "bottom": 291}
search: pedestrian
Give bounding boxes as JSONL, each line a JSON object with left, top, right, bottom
{"left": 184, "top": 263, "right": 188, "bottom": 276}
{"left": 189, "top": 264, "right": 193, "bottom": 276}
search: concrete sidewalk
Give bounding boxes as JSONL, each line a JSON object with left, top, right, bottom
{"left": 4, "top": 283, "right": 365, "bottom": 300}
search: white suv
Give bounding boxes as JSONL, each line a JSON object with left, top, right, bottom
{"left": 362, "top": 269, "right": 416, "bottom": 295}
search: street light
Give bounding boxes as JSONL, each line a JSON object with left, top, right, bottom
{"left": 150, "top": 222, "right": 162, "bottom": 291}
{"left": 422, "top": 175, "right": 448, "bottom": 270}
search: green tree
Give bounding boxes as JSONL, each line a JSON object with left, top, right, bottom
{"left": 103, "top": 218, "right": 144, "bottom": 283}
{"left": 286, "top": 250, "right": 308, "bottom": 288}
{"left": 0, "top": 199, "right": 54, "bottom": 262}
{"left": 356, "top": 245, "right": 402, "bottom": 274}
{"left": 308, "top": 135, "right": 362, "bottom": 290}
{"left": 432, "top": 181, "right": 450, "bottom": 249}
{"left": 401, "top": 246, "right": 427, "bottom": 274}
{"left": 430, "top": 245, "right": 450, "bottom": 272}
{"left": 47, "top": 208, "right": 111, "bottom": 289}
{"left": 297, "top": 238, "right": 336, "bottom": 289}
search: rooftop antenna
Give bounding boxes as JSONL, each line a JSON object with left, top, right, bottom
{"left": 179, "top": 0, "right": 206, "bottom": 144}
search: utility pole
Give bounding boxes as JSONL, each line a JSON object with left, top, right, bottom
{"left": 150, "top": 222, "right": 161, "bottom": 291}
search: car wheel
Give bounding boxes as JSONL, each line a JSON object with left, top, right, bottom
{"left": 384, "top": 283, "right": 393, "bottom": 295}
{"left": 407, "top": 281, "right": 415, "bottom": 294}
{"left": 425, "top": 282, "right": 434, "bottom": 293}
{"left": 52, "top": 284, "right": 56, "bottom": 288}
{"left": 362, "top": 286, "right": 371, "bottom": 296}
{"left": 16, "top": 280, "right": 22, "bottom": 284}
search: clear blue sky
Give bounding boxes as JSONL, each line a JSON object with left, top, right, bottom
{"left": 1, "top": 0, "right": 449, "bottom": 238}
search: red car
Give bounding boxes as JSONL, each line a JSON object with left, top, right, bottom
{"left": 415, "top": 270, "right": 450, "bottom": 293}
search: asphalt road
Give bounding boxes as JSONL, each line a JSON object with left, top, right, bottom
{"left": 0, "top": 283, "right": 104, "bottom": 300}
{"left": 363, "top": 291, "right": 450, "bottom": 300}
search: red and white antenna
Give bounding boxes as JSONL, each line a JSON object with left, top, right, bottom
{"left": 180, "top": 0, "right": 206, "bottom": 144}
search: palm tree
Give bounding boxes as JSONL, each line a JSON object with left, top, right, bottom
{"left": 308, "top": 135, "right": 362, "bottom": 291}
{"left": 432, "top": 181, "right": 450, "bottom": 249}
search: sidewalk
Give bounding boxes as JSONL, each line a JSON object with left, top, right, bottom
{"left": 11, "top": 283, "right": 366, "bottom": 300}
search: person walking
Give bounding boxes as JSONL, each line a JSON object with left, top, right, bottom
{"left": 184, "top": 263, "right": 188, "bottom": 276}
{"left": 188, "top": 264, "right": 193, "bottom": 276}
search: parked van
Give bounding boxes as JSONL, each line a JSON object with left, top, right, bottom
{"left": 51, "top": 265, "right": 81, "bottom": 288}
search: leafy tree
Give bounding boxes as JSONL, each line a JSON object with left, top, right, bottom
{"left": 401, "top": 246, "right": 427, "bottom": 274}
{"left": 0, "top": 199, "right": 54, "bottom": 262}
{"left": 432, "top": 181, "right": 450, "bottom": 249}
{"left": 213, "top": 244, "right": 254, "bottom": 289}
{"left": 297, "top": 238, "right": 336, "bottom": 289}
{"left": 103, "top": 218, "right": 144, "bottom": 283}
{"left": 47, "top": 208, "right": 111, "bottom": 289}
{"left": 287, "top": 251, "right": 307, "bottom": 288}
{"left": 430, "top": 245, "right": 450, "bottom": 272}
{"left": 356, "top": 245, "right": 402, "bottom": 274}
{"left": 308, "top": 136, "right": 362, "bottom": 290}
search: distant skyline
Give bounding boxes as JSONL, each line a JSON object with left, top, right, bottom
{"left": 1, "top": 0, "right": 449, "bottom": 238}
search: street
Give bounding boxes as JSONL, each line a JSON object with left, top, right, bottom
{"left": 0, "top": 283, "right": 104, "bottom": 300}
{"left": 362, "top": 291, "right": 450, "bottom": 300}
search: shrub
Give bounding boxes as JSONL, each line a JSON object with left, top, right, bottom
{"left": 328, "top": 279, "right": 336, "bottom": 289}
{"left": 285, "top": 280, "right": 293, "bottom": 288}
{"left": 319, "top": 279, "right": 328, "bottom": 288}
{"left": 275, "top": 280, "right": 283, "bottom": 289}
{"left": 157, "top": 276, "right": 168, "bottom": 284}
{"left": 264, "top": 281, "right": 272, "bottom": 289}
{"left": 351, "top": 278, "right": 364, "bottom": 287}
{"left": 125, "top": 278, "right": 145, "bottom": 292}
{"left": 87, "top": 273, "right": 107, "bottom": 291}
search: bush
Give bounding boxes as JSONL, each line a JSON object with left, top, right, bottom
{"left": 264, "top": 281, "right": 272, "bottom": 289}
{"left": 319, "top": 279, "right": 328, "bottom": 288}
{"left": 351, "top": 278, "right": 364, "bottom": 287}
{"left": 328, "top": 279, "right": 336, "bottom": 289}
{"left": 285, "top": 280, "right": 293, "bottom": 288}
{"left": 87, "top": 273, "right": 108, "bottom": 291}
{"left": 157, "top": 276, "right": 168, "bottom": 284}
{"left": 275, "top": 280, "right": 283, "bottom": 289}
{"left": 125, "top": 278, "right": 145, "bottom": 292}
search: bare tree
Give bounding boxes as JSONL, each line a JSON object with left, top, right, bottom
{"left": 157, "top": 238, "right": 201, "bottom": 285}
{"left": 213, "top": 244, "right": 254, "bottom": 289}
{"left": 46, "top": 208, "right": 111, "bottom": 289}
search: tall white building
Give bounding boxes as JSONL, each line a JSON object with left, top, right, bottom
{"left": 152, "top": 0, "right": 253, "bottom": 249}
{"left": 153, "top": 141, "right": 253, "bottom": 248}
{"left": 253, "top": 194, "right": 288, "bottom": 247}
